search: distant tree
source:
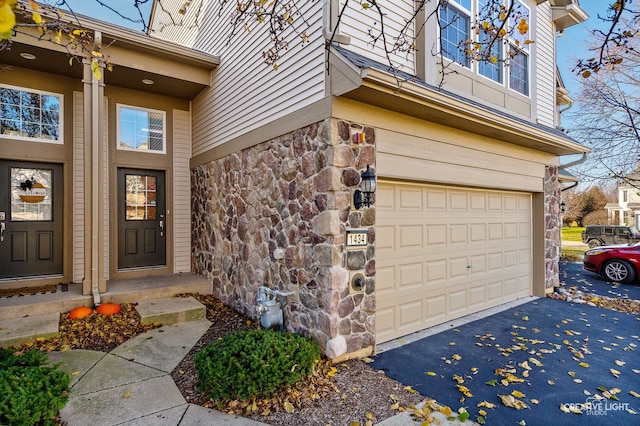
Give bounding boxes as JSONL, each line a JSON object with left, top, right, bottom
{"left": 563, "top": 186, "right": 611, "bottom": 227}
{"left": 582, "top": 210, "right": 609, "bottom": 226}
{"left": 567, "top": 32, "right": 640, "bottom": 188}
{"left": 574, "top": 0, "right": 640, "bottom": 77}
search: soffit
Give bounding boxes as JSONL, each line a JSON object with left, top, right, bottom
{"left": 4, "top": 13, "right": 218, "bottom": 100}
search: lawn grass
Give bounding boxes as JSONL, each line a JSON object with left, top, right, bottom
{"left": 561, "top": 226, "right": 584, "bottom": 242}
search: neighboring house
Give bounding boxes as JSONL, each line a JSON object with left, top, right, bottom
{"left": 605, "top": 172, "right": 640, "bottom": 228}
{"left": 0, "top": 0, "right": 588, "bottom": 360}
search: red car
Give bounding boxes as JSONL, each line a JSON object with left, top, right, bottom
{"left": 583, "top": 243, "right": 640, "bottom": 283}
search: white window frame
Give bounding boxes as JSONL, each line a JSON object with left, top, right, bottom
{"left": 0, "top": 84, "right": 64, "bottom": 144}
{"left": 116, "top": 104, "right": 166, "bottom": 154}
{"left": 438, "top": 0, "right": 532, "bottom": 97}
{"left": 507, "top": 0, "right": 531, "bottom": 96}
{"left": 439, "top": 0, "right": 472, "bottom": 68}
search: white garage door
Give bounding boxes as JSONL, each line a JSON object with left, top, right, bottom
{"left": 376, "top": 181, "right": 532, "bottom": 343}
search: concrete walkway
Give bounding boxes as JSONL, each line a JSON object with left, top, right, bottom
{"left": 43, "top": 315, "right": 463, "bottom": 425}
{"left": 46, "top": 319, "right": 267, "bottom": 425}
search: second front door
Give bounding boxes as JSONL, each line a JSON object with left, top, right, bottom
{"left": 117, "top": 169, "right": 166, "bottom": 269}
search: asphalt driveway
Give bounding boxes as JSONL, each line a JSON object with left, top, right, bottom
{"left": 562, "top": 261, "right": 640, "bottom": 301}
{"left": 372, "top": 269, "right": 640, "bottom": 425}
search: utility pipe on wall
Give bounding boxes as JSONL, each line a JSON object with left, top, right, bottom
{"left": 91, "top": 31, "right": 102, "bottom": 306}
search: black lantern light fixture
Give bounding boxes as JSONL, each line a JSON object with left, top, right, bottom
{"left": 560, "top": 201, "right": 566, "bottom": 213}
{"left": 354, "top": 164, "right": 376, "bottom": 209}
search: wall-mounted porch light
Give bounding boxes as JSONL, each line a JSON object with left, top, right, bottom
{"left": 560, "top": 201, "right": 566, "bottom": 213}
{"left": 354, "top": 164, "right": 376, "bottom": 209}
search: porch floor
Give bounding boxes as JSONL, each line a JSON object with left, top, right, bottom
{"left": 0, "top": 273, "right": 211, "bottom": 321}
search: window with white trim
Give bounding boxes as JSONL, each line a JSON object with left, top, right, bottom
{"left": 0, "top": 85, "right": 63, "bottom": 143}
{"left": 117, "top": 104, "right": 166, "bottom": 153}
{"left": 508, "top": 0, "right": 530, "bottom": 95}
{"left": 440, "top": 0, "right": 471, "bottom": 67}
{"left": 439, "top": 0, "right": 531, "bottom": 96}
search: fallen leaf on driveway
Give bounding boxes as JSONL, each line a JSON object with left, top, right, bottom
{"left": 477, "top": 401, "right": 497, "bottom": 409}
{"left": 610, "top": 368, "right": 621, "bottom": 378}
{"left": 499, "top": 394, "right": 528, "bottom": 410}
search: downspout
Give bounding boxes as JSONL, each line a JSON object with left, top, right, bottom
{"left": 91, "top": 32, "right": 102, "bottom": 306}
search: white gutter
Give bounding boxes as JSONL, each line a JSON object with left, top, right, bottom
{"left": 91, "top": 32, "right": 102, "bottom": 307}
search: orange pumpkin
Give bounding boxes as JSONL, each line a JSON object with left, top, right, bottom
{"left": 68, "top": 306, "right": 94, "bottom": 320}
{"left": 96, "top": 303, "right": 121, "bottom": 316}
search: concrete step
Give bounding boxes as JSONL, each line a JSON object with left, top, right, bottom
{"left": 135, "top": 297, "right": 206, "bottom": 326}
{"left": 0, "top": 273, "right": 211, "bottom": 321}
{"left": 0, "top": 296, "right": 207, "bottom": 349}
{"left": 0, "top": 313, "right": 59, "bottom": 348}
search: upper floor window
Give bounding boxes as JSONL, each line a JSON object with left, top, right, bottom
{"left": 439, "top": 0, "right": 531, "bottom": 96}
{"left": 117, "top": 104, "right": 165, "bottom": 154}
{"left": 440, "top": 1, "right": 471, "bottom": 67}
{"left": 0, "top": 85, "right": 62, "bottom": 143}
{"left": 623, "top": 190, "right": 628, "bottom": 203}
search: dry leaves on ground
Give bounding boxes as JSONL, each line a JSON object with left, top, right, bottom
{"left": 547, "top": 290, "right": 640, "bottom": 314}
{"left": 171, "top": 293, "right": 426, "bottom": 426}
{"left": 14, "top": 302, "right": 160, "bottom": 354}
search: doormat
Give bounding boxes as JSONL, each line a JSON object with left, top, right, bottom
{"left": 0, "top": 284, "right": 58, "bottom": 298}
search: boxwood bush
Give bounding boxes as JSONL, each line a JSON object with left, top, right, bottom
{"left": 194, "top": 329, "right": 321, "bottom": 401}
{"left": 0, "top": 349, "right": 71, "bottom": 425}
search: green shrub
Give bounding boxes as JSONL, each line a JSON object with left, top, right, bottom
{"left": 0, "top": 348, "right": 71, "bottom": 425}
{"left": 194, "top": 329, "right": 321, "bottom": 401}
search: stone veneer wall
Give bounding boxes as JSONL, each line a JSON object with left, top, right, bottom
{"left": 191, "top": 119, "right": 376, "bottom": 360}
{"left": 544, "top": 165, "right": 561, "bottom": 290}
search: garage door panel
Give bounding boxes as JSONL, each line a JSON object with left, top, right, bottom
{"left": 399, "top": 225, "right": 423, "bottom": 249}
{"left": 399, "top": 187, "right": 424, "bottom": 209}
{"left": 488, "top": 194, "right": 503, "bottom": 211}
{"left": 488, "top": 252, "right": 503, "bottom": 270}
{"left": 376, "top": 225, "right": 395, "bottom": 252}
{"left": 449, "top": 224, "right": 468, "bottom": 244}
{"left": 426, "top": 259, "right": 447, "bottom": 282}
{"left": 487, "top": 281, "right": 503, "bottom": 301}
{"left": 399, "top": 263, "right": 423, "bottom": 289}
{"left": 470, "top": 223, "right": 486, "bottom": 242}
{"left": 427, "top": 225, "right": 447, "bottom": 245}
{"left": 398, "top": 301, "right": 423, "bottom": 328}
{"left": 450, "top": 256, "right": 469, "bottom": 276}
{"left": 376, "top": 181, "right": 532, "bottom": 343}
{"left": 376, "top": 265, "right": 395, "bottom": 293}
{"left": 426, "top": 189, "right": 447, "bottom": 210}
{"left": 505, "top": 222, "right": 519, "bottom": 239}
{"left": 449, "top": 289, "right": 469, "bottom": 314}
{"left": 449, "top": 191, "right": 468, "bottom": 210}
{"left": 469, "top": 284, "right": 487, "bottom": 307}
{"left": 469, "top": 254, "right": 487, "bottom": 274}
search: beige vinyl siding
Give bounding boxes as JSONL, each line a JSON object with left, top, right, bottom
{"left": 149, "top": 0, "right": 202, "bottom": 48}
{"left": 339, "top": 0, "right": 416, "bottom": 74}
{"left": 533, "top": 1, "right": 556, "bottom": 128}
{"left": 333, "top": 97, "right": 556, "bottom": 191}
{"left": 153, "top": 1, "right": 326, "bottom": 155}
{"left": 173, "top": 109, "right": 192, "bottom": 273}
{"left": 73, "top": 91, "right": 85, "bottom": 284}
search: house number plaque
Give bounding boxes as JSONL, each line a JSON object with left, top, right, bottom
{"left": 346, "top": 230, "right": 368, "bottom": 247}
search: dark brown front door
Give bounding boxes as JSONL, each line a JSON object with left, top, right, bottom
{"left": 0, "top": 161, "right": 63, "bottom": 279}
{"left": 117, "top": 168, "right": 166, "bottom": 269}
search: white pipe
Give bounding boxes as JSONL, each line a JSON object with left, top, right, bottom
{"left": 91, "top": 32, "right": 102, "bottom": 306}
